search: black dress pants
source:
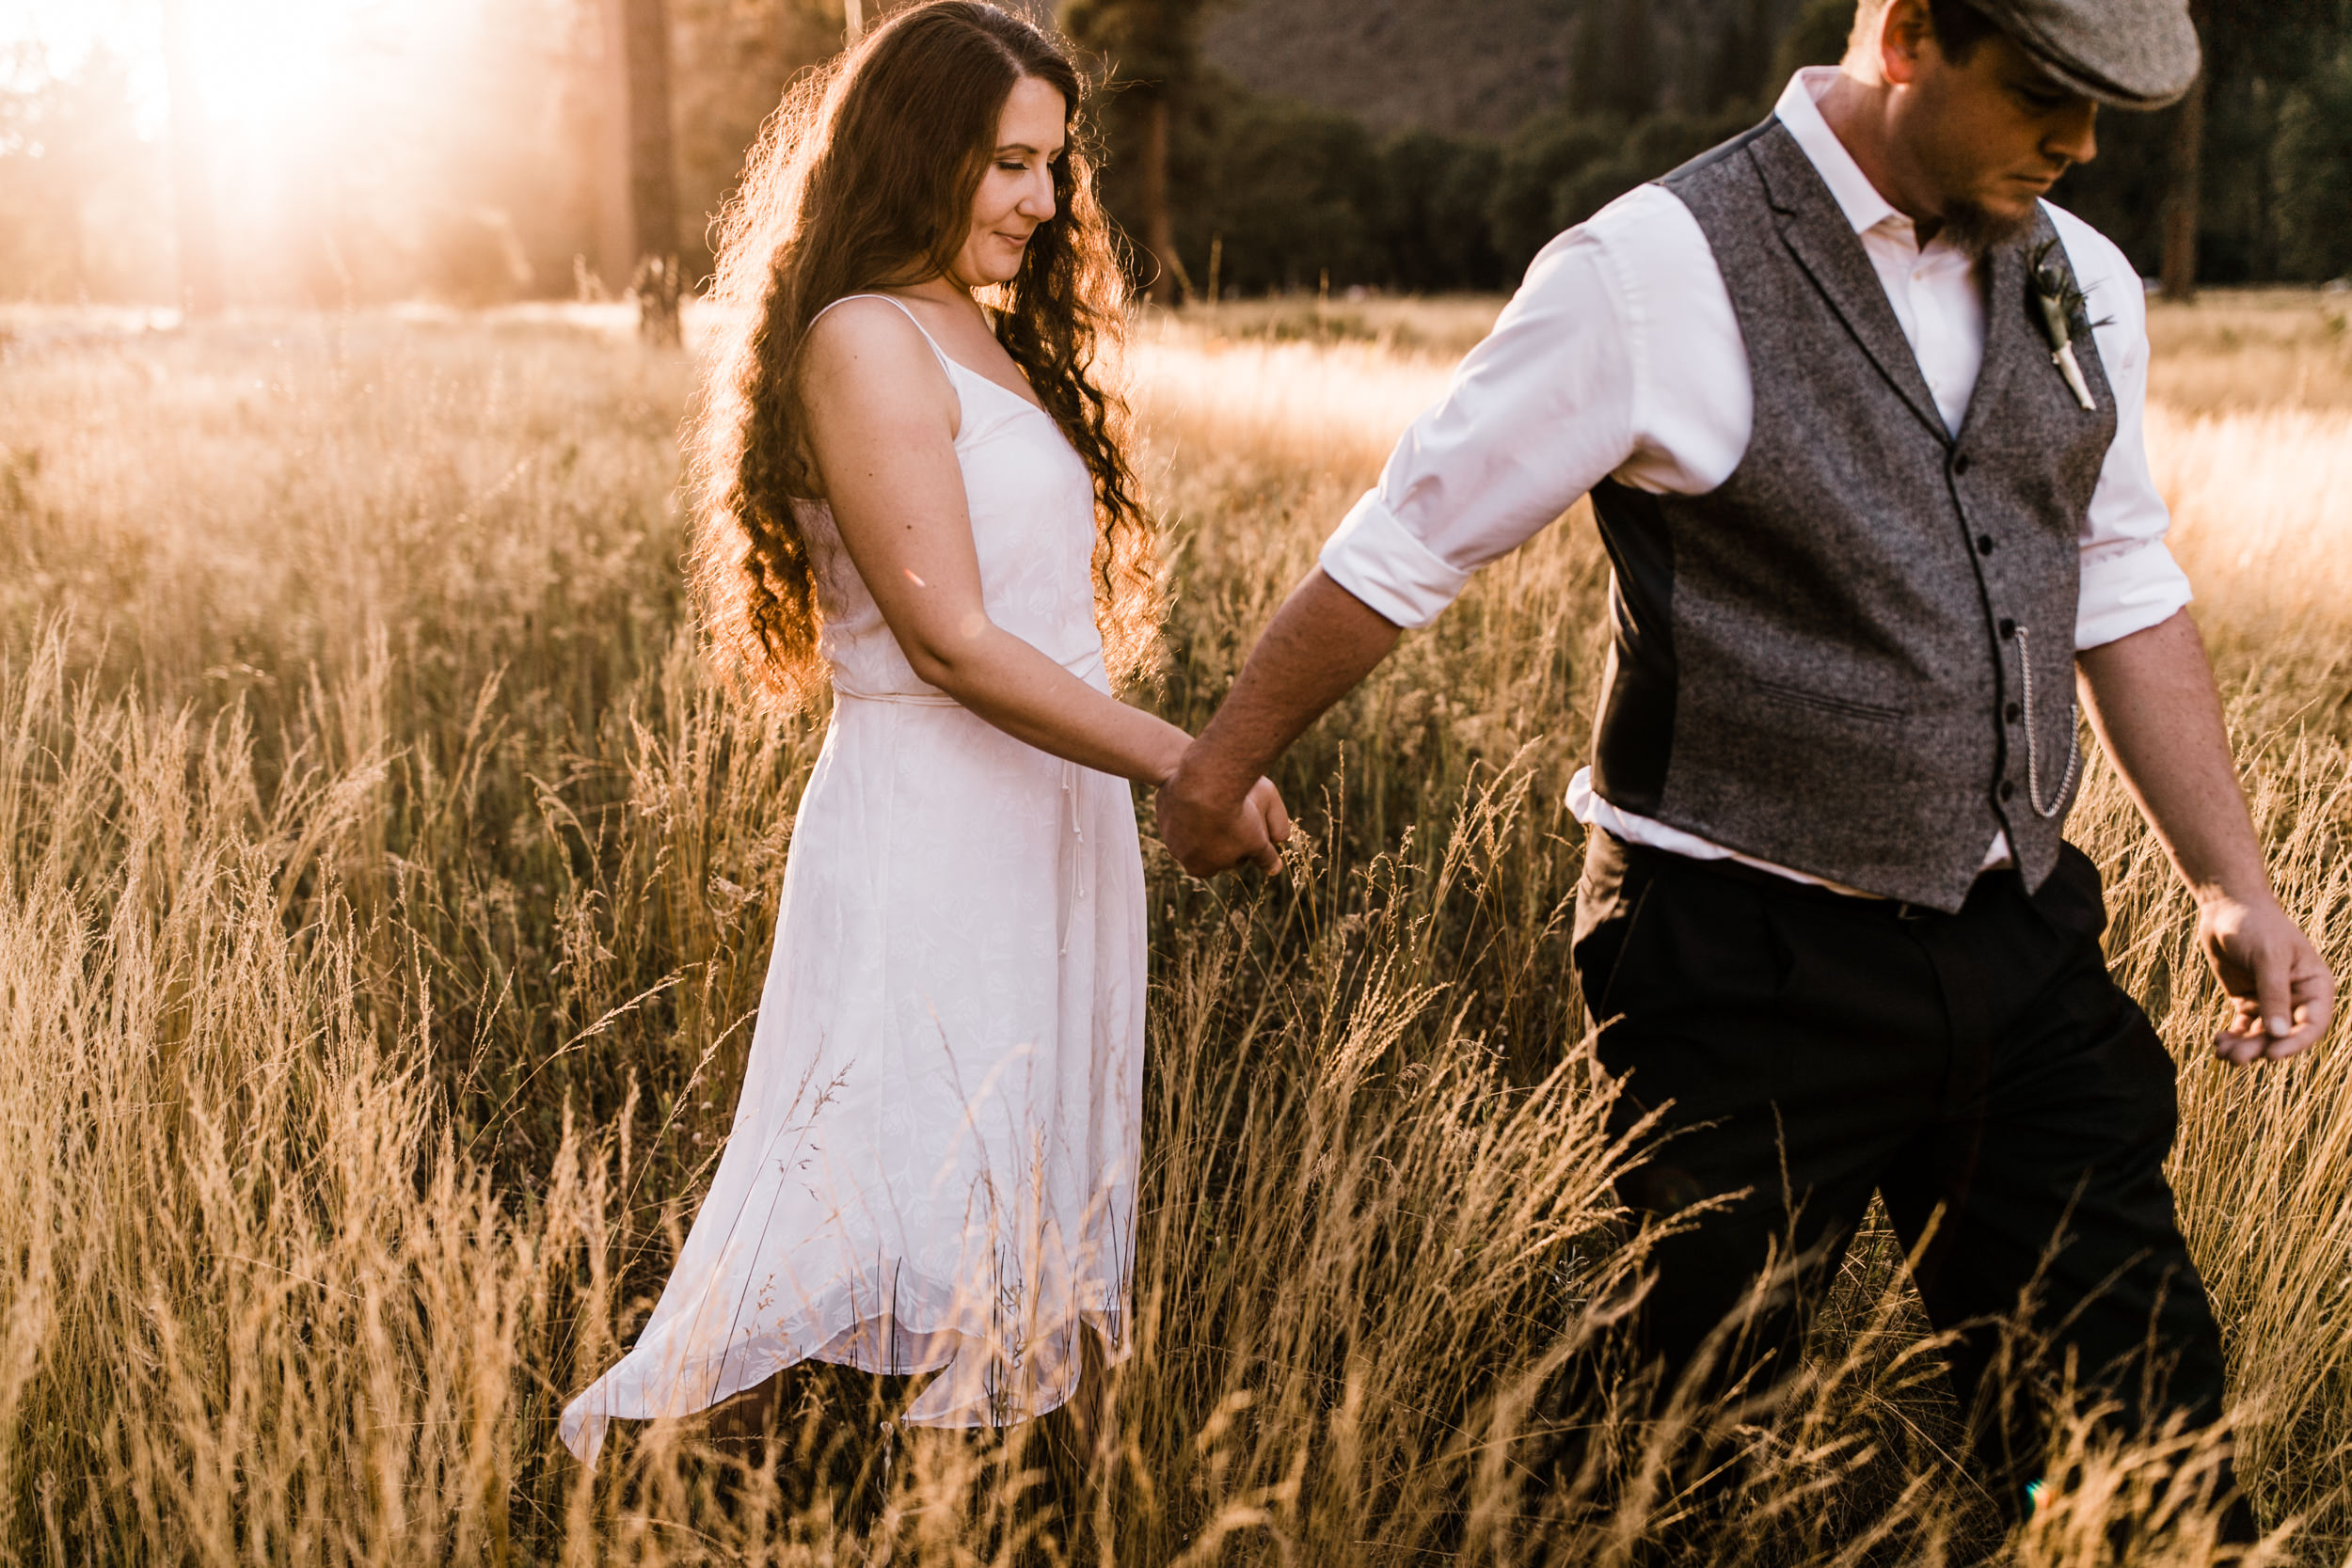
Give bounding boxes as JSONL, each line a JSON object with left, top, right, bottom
{"left": 1571, "top": 829, "right": 2238, "bottom": 1524}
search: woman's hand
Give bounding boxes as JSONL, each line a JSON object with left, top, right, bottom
{"left": 1247, "top": 778, "right": 1294, "bottom": 869}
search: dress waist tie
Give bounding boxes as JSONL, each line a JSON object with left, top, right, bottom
{"left": 831, "top": 649, "right": 1107, "bottom": 708}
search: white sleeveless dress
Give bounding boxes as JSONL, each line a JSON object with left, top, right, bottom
{"left": 560, "top": 295, "right": 1147, "bottom": 1465}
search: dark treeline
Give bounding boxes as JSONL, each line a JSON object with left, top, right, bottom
{"left": 1, "top": 0, "right": 2346, "bottom": 309}
{"left": 1091, "top": 0, "right": 2352, "bottom": 298}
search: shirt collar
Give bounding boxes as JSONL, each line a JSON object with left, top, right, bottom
{"left": 1773, "top": 67, "right": 1904, "bottom": 238}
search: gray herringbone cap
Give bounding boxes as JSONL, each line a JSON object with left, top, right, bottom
{"left": 1974, "top": 0, "right": 2201, "bottom": 108}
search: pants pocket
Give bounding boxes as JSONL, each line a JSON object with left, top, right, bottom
{"left": 1572, "top": 831, "right": 1658, "bottom": 1021}
{"left": 2031, "top": 841, "right": 2110, "bottom": 943}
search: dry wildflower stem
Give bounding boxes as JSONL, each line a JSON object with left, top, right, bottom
{"left": 0, "top": 293, "right": 2344, "bottom": 1564}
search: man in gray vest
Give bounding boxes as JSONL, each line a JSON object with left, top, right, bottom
{"left": 1159, "top": 0, "right": 2336, "bottom": 1532}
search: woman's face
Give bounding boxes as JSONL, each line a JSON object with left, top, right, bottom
{"left": 946, "top": 75, "right": 1065, "bottom": 290}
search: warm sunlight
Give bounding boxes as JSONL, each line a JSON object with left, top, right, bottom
{"left": 2, "top": 0, "right": 411, "bottom": 136}
{"left": 6, "top": 0, "right": 2352, "bottom": 1560}
{"left": 183, "top": 0, "right": 361, "bottom": 132}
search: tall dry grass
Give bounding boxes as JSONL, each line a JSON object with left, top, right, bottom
{"left": 0, "top": 294, "right": 2344, "bottom": 1564}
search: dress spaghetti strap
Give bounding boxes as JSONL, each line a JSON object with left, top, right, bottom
{"left": 807, "top": 292, "right": 957, "bottom": 377}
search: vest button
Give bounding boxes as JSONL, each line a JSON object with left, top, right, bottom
{"left": 1999, "top": 780, "right": 2016, "bottom": 801}
{"left": 1998, "top": 618, "right": 2017, "bottom": 640}
{"left": 1953, "top": 452, "right": 1973, "bottom": 475}
{"left": 1977, "top": 533, "right": 1995, "bottom": 555}
{"left": 2005, "top": 701, "right": 2022, "bottom": 723}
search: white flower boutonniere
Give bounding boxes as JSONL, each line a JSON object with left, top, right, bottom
{"left": 2029, "top": 240, "right": 2098, "bottom": 413}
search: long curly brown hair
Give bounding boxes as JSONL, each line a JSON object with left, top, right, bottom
{"left": 688, "top": 0, "right": 1159, "bottom": 712}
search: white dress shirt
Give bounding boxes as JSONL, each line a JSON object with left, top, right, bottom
{"left": 1318, "top": 68, "right": 2191, "bottom": 891}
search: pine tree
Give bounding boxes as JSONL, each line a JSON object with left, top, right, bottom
{"left": 2162, "top": 0, "right": 2352, "bottom": 296}
{"left": 1062, "top": 0, "right": 1214, "bottom": 304}
{"left": 611, "top": 0, "right": 682, "bottom": 338}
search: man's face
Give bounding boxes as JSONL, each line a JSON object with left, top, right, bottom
{"left": 1885, "top": 8, "right": 2100, "bottom": 249}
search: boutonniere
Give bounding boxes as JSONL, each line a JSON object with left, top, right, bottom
{"left": 2028, "top": 239, "right": 2099, "bottom": 413}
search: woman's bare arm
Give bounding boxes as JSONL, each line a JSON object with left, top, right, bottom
{"left": 801, "top": 301, "right": 1247, "bottom": 807}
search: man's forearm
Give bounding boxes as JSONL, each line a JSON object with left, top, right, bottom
{"left": 2075, "top": 609, "right": 2269, "bottom": 905}
{"left": 1181, "top": 568, "right": 1402, "bottom": 805}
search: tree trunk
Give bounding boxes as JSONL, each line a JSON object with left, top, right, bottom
{"left": 620, "top": 0, "right": 681, "bottom": 341}
{"left": 586, "top": 0, "right": 635, "bottom": 294}
{"left": 2159, "top": 6, "right": 2207, "bottom": 304}
{"left": 158, "top": 0, "right": 221, "bottom": 317}
{"left": 1139, "top": 94, "right": 1184, "bottom": 305}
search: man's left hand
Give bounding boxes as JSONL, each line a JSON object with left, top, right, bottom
{"left": 2199, "top": 893, "right": 2335, "bottom": 1064}
{"left": 1157, "top": 756, "right": 1291, "bottom": 877}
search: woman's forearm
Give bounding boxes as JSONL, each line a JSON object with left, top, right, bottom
{"left": 920, "top": 626, "right": 1189, "bottom": 784}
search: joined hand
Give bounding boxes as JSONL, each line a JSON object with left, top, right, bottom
{"left": 1156, "top": 748, "right": 1292, "bottom": 877}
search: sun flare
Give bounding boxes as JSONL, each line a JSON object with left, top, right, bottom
{"left": 4, "top": 0, "right": 393, "bottom": 137}
{"left": 183, "top": 0, "right": 355, "bottom": 131}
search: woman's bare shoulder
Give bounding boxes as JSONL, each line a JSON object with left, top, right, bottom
{"left": 802, "top": 296, "right": 945, "bottom": 388}
{"left": 799, "top": 295, "right": 958, "bottom": 443}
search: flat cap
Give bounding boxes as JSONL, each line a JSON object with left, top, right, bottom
{"left": 1973, "top": 0, "right": 2201, "bottom": 108}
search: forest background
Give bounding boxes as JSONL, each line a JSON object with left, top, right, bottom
{"left": 5, "top": 0, "right": 2352, "bottom": 319}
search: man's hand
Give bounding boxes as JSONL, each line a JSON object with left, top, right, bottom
{"left": 1155, "top": 568, "right": 1402, "bottom": 878}
{"left": 2200, "top": 893, "right": 2336, "bottom": 1064}
{"left": 1157, "top": 756, "right": 1291, "bottom": 876}
{"left": 2078, "top": 611, "right": 2337, "bottom": 1069}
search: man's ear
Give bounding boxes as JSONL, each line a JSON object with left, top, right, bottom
{"left": 1878, "top": 0, "right": 1933, "bottom": 87}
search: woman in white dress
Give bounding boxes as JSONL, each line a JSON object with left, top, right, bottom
{"left": 560, "top": 1, "right": 1286, "bottom": 1465}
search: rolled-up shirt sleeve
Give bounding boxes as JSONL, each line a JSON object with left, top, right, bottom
{"left": 2058, "top": 209, "right": 2193, "bottom": 650}
{"left": 1319, "top": 222, "right": 1644, "bottom": 628}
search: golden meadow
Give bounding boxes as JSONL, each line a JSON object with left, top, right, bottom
{"left": 0, "top": 287, "right": 2347, "bottom": 1564}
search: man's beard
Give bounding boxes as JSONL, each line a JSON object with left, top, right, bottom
{"left": 1936, "top": 198, "right": 2040, "bottom": 257}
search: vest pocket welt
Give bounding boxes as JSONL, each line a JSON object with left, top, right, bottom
{"left": 1747, "top": 677, "right": 1905, "bottom": 724}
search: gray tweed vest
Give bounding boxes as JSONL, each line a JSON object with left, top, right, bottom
{"left": 1587, "top": 119, "right": 2119, "bottom": 911}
